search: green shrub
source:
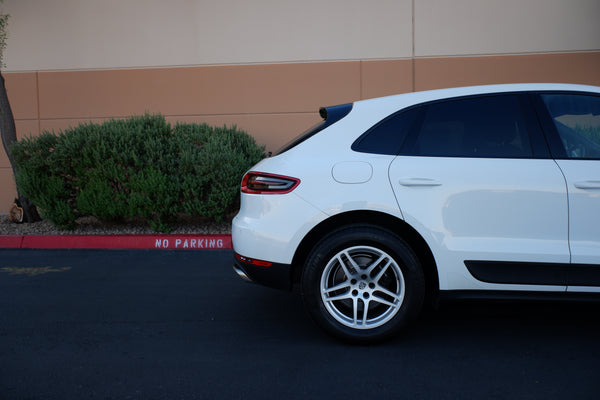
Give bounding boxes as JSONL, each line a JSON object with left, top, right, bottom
{"left": 11, "top": 114, "right": 266, "bottom": 231}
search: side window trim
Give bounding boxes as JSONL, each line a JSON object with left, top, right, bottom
{"left": 529, "top": 92, "right": 568, "bottom": 159}
{"left": 519, "top": 93, "right": 552, "bottom": 159}
{"left": 398, "top": 106, "right": 426, "bottom": 155}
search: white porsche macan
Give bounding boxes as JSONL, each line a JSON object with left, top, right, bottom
{"left": 232, "top": 83, "right": 600, "bottom": 342}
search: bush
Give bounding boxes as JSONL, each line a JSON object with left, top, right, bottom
{"left": 11, "top": 114, "right": 266, "bottom": 231}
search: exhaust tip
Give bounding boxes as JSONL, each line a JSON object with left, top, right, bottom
{"left": 233, "top": 264, "right": 253, "bottom": 283}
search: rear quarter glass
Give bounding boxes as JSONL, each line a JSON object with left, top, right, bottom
{"left": 276, "top": 103, "right": 353, "bottom": 155}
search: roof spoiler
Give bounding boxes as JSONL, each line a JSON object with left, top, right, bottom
{"left": 319, "top": 103, "right": 353, "bottom": 122}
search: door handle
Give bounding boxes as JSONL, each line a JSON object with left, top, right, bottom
{"left": 398, "top": 178, "right": 442, "bottom": 187}
{"left": 574, "top": 180, "right": 600, "bottom": 190}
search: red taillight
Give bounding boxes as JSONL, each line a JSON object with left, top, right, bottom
{"left": 235, "top": 253, "right": 273, "bottom": 267}
{"left": 241, "top": 172, "right": 300, "bottom": 194}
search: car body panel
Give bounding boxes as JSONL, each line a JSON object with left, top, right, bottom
{"left": 389, "top": 156, "right": 569, "bottom": 291}
{"left": 556, "top": 160, "right": 600, "bottom": 265}
{"left": 233, "top": 151, "right": 405, "bottom": 265}
{"left": 232, "top": 83, "right": 600, "bottom": 297}
{"left": 557, "top": 159, "right": 600, "bottom": 293}
{"left": 232, "top": 189, "right": 328, "bottom": 264}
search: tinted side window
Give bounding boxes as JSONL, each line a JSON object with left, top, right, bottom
{"left": 540, "top": 94, "right": 600, "bottom": 159}
{"left": 352, "top": 107, "right": 419, "bottom": 155}
{"left": 404, "top": 95, "right": 533, "bottom": 158}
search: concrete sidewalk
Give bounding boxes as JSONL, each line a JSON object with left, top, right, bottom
{"left": 0, "top": 234, "right": 232, "bottom": 249}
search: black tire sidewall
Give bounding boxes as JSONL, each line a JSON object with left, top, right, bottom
{"left": 301, "top": 224, "right": 425, "bottom": 343}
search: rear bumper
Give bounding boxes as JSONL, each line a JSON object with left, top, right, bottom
{"left": 233, "top": 253, "right": 293, "bottom": 291}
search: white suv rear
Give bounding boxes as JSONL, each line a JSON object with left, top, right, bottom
{"left": 232, "top": 83, "right": 600, "bottom": 342}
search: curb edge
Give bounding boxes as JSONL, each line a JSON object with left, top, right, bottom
{"left": 0, "top": 234, "right": 233, "bottom": 250}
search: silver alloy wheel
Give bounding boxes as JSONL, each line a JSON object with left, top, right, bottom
{"left": 320, "top": 245, "right": 405, "bottom": 330}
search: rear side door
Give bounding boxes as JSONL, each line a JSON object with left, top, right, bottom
{"left": 536, "top": 92, "right": 600, "bottom": 292}
{"left": 388, "top": 94, "right": 569, "bottom": 291}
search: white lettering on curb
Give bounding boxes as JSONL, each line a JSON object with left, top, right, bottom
{"left": 154, "top": 237, "right": 225, "bottom": 249}
{"left": 155, "top": 239, "right": 170, "bottom": 248}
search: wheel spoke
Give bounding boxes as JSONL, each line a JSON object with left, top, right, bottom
{"left": 361, "top": 299, "right": 369, "bottom": 326}
{"left": 371, "top": 294, "right": 397, "bottom": 308}
{"left": 352, "top": 298, "right": 359, "bottom": 326}
{"left": 365, "top": 253, "right": 387, "bottom": 275}
{"left": 375, "top": 286, "right": 403, "bottom": 303}
{"left": 373, "top": 259, "right": 393, "bottom": 282}
{"left": 344, "top": 250, "right": 363, "bottom": 274}
{"left": 325, "top": 291, "right": 353, "bottom": 302}
{"left": 335, "top": 253, "right": 355, "bottom": 278}
{"left": 322, "top": 280, "right": 351, "bottom": 294}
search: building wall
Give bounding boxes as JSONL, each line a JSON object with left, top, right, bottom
{"left": 1, "top": 0, "right": 599, "bottom": 212}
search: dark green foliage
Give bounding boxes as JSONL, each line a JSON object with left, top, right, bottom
{"left": 10, "top": 114, "right": 265, "bottom": 231}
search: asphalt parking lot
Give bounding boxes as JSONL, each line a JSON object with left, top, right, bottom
{"left": 1, "top": 248, "right": 599, "bottom": 400}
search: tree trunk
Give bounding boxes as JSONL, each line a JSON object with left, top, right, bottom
{"left": 0, "top": 71, "right": 40, "bottom": 222}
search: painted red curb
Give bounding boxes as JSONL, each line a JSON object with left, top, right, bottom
{"left": 0, "top": 236, "right": 23, "bottom": 248}
{"left": 0, "top": 234, "right": 232, "bottom": 250}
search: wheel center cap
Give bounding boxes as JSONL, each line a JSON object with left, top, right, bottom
{"left": 358, "top": 282, "right": 367, "bottom": 290}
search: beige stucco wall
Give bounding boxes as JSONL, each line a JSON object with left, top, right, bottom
{"left": 415, "top": 0, "right": 600, "bottom": 56}
{"left": 3, "top": 0, "right": 414, "bottom": 70}
{"left": 4, "top": 0, "right": 599, "bottom": 71}
{"left": 1, "top": 0, "right": 599, "bottom": 212}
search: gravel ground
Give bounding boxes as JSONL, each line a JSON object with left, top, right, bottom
{"left": 0, "top": 214, "right": 232, "bottom": 236}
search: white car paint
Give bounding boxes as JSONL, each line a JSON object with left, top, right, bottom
{"left": 233, "top": 83, "right": 600, "bottom": 296}
{"left": 389, "top": 156, "right": 569, "bottom": 291}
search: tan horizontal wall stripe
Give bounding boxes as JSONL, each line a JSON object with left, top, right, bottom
{"left": 0, "top": 169, "right": 16, "bottom": 211}
{"left": 415, "top": 52, "right": 600, "bottom": 91}
{"left": 37, "top": 62, "right": 362, "bottom": 119}
{"left": 4, "top": 73, "right": 38, "bottom": 120}
{"left": 1, "top": 51, "right": 600, "bottom": 212}
{"left": 0, "top": 119, "right": 39, "bottom": 209}
{"left": 360, "top": 60, "right": 414, "bottom": 100}
{"left": 0, "top": 120, "right": 41, "bottom": 166}
{"left": 0, "top": 150, "right": 8, "bottom": 169}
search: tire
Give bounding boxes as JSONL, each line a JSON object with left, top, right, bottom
{"left": 301, "top": 224, "right": 425, "bottom": 343}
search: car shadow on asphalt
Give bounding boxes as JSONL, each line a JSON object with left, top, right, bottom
{"left": 401, "top": 299, "right": 600, "bottom": 344}
{"left": 240, "top": 285, "right": 600, "bottom": 346}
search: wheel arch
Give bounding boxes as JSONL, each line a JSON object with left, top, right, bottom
{"left": 291, "top": 210, "right": 439, "bottom": 302}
